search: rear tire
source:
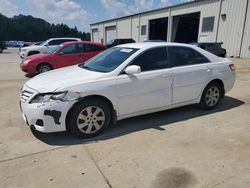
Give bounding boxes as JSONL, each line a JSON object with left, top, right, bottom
{"left": 0, "top": 48, "right": 3, "bottom": 53}
{"left": 199, "top": 82, "right": 222, "bottom": 110}
{"left": 37, "top": 64, "right": 52, "bottom": 74}
{"left": 67, "top": 99, "right": 111, "bottom": 138}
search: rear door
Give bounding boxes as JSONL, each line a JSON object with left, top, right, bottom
{"left": 82, "top": 44, "right": 105, "bottom": 63}
{"left": 116, "top": 47, "right": 173, "bottom": 116}
{"left": 55, "top": 44, "right": 84, "bottom": 68}
{"left": 168, "top": 46, "right": 212, "bottom": 104}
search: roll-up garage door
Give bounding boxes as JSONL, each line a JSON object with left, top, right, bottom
{"left": 105, "top": 26, "right": 116, "bottom": 44}
{"left": 92, "top": 29, "right": 98, "bottom": 42}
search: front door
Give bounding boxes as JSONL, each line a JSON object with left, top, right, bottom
{"left": 56, "top": 44, "right": 84, "bottom": 68}
{"left": 115, "top": 47, "right": 172, "bottom": 116}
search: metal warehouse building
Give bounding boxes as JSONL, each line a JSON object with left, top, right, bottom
{"left": 90, "top": 0, "right": 250, "bottom": 58}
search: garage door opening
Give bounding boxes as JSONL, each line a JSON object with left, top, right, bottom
{"left": 149, "top": 17, "right": 168, "bottom": 41}
{"left": 105, "top": 26, "right": 116, "bottom": 44}
{"left": 172, "top": 12, "right": 200, "bottom": 43}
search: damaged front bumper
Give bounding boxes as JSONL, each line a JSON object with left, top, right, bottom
{"left": 21, "top": 100, "right": 76, "bottom": 133}
{"left": 20, "top": 88, "right": 77, "bottom": 133}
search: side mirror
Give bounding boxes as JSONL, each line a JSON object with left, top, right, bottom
{"left": 44, "top": 44, "right": 49, "bottom": 47}
{"left": 124, "top": 65, "right": 141, "bottom": 75}
{"left": 58, "top": 51, "right": 64, "bottom": 56}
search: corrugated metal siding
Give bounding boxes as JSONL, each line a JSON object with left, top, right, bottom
{"left": 117, "top": 18, "right": 131, "bottom": 38}
{"left": 90, "top": 0, "right": 250, "bottom": 58}
{"left": 171, "top": 0, "right": 220, "bottom": 42}
{"left": 241, "top": 0, "right": 250, "bottom": 58}
{"left": 217, "top": 0, "right": 248, "bottom": 57}
{"left": 131, "top": 15, "right": 140, "bottom": 42}
{"left": 197, "top": 0, "right": 220, "bottom": 42}
{"left": 140, "top": 9, "right": 170, "bottom": 42}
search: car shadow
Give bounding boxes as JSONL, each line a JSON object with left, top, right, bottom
{"left": 32, "top": 96, "right": 244, "bottom": 146}
{"left": 25, "top": 74, "right": 36, "bottom": 78}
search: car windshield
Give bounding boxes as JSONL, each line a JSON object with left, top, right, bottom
{"left": 47, "top": 44, "right": 63, "bottom": 54}
{"left": 40, "top": 40, "right": 48, "bottom": 46}
{"left": 79, "top": 47, "right": 138, "bottom": 73}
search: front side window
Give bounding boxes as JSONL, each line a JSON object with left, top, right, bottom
{"left": 47, "top": 44, "right": 63, "bottom": 54}
{"left": 48, "top": 39, "right": 77, "bottom": 46}
{"left": 168, "top": 46, "right": 210, "bottom": 67}
{"left": 60, "top": 44, "right": 84, "bottom": 54}
{"left": 79, "top": 47, "right": 138, "bottom": 72}
{"left": 48, "top": 40, "right": 62, "bottom": 45}
{"left": 131, "top": 47, "right": 169, "bottom": 71}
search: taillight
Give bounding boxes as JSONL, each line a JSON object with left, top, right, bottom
{"left": 229, "top": 64, "right": 235, "bottom": 71}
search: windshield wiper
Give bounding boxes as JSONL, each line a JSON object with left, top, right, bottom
{"left": 81, "top": 65, "right": 95, "bottom": 71}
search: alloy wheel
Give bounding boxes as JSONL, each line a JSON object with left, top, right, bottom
{"left": 205, "top": 86, "right": 220, "bottom": 107}
{"left": 77, "top": 106, "right": 105, "bottom": 134}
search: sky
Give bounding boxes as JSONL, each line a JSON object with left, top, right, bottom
{"left": 0, "top": 0, "right": 192, "bottom": 32}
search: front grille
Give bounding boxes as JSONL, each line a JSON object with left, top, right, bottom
{"left": 20, "top": 90, "right": 34, "bottom": 103}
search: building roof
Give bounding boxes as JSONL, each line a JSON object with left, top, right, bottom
{"left": 90, "top": 0, "right": 205, "bottom": 26}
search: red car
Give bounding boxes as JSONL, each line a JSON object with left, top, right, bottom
{"left": 20, "top": 41, "right": 106, "bottom": 74}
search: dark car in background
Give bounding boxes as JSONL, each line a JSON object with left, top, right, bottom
{"left": 0, "top": 41, "right": 7, "bottom": 53}
{"left": 106, "top": 38, "right": 135, "bottom": 48}
{"left": 144, "top": 39, "right": 166, "bottom": 42}
{"left": 191, "top": 42, "right": 226, "bottom": 57}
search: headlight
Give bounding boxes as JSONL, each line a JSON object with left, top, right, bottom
{"left": 21, "top": 49, "right": 27, "bottom": 52}
{"left": 22, "top": 59, "right": 31, "bottom": 65}
{"left": 30, "top": 91, "right": 80, "bottom": 103}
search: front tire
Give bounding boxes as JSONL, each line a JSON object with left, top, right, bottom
{"left": 67, "top": 99, "right": 111, "bottom": 138}
{"left": 199, "top": 82, "right": 222, "bottom": 110}
{"left": 37, "top": 64, "right": 52, "bottom": 74}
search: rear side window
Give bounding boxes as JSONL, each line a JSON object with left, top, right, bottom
{"left": 48, "top": 40, "right": 61, "bottom": 45}
{"left": 48, "top": 39, "right": 77, "bottom": 45}
{"left": 168, "top": 46, "right": 210, "bottom": 67}
{"left": 60, "top": 44, "right": 84, "bottom": 54}
{"left": 132, "top": 47, "right": 169, "bottom": 71}
{"left": 85, "top": 44, "right": 105, "bottom": 52}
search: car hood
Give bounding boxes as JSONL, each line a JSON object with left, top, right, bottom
{"left": 22, "top": 45, "right": 46, "bottom": 51}
{"left": 25, "top": 65, "right": 104, "bottom": 93}
{"left": 26, "top": 53, "right": 52, "bottom": 61}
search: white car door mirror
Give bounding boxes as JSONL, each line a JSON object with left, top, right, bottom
{"left": 124, "top": 65, "right": 141, "bottom": 75}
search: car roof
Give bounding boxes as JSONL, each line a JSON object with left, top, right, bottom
{"left": 47, "top": 37, "right": 81, "bottom": 41}
{"left": 118, "top": 42, "right": 196, "bottom": 49}
{"left": 191, "top": 42, "right": 222, "bottom": 45}
{"left": 62, "top": 41, "right": 106, "bottom": 47}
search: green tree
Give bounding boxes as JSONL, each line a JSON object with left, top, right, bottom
{"left": 0, "top": 14, "right": 90, "bottom": 42}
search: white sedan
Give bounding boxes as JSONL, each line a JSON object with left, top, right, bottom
{"left": 20, "top": 42, "right": 236, "bottom": 137}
